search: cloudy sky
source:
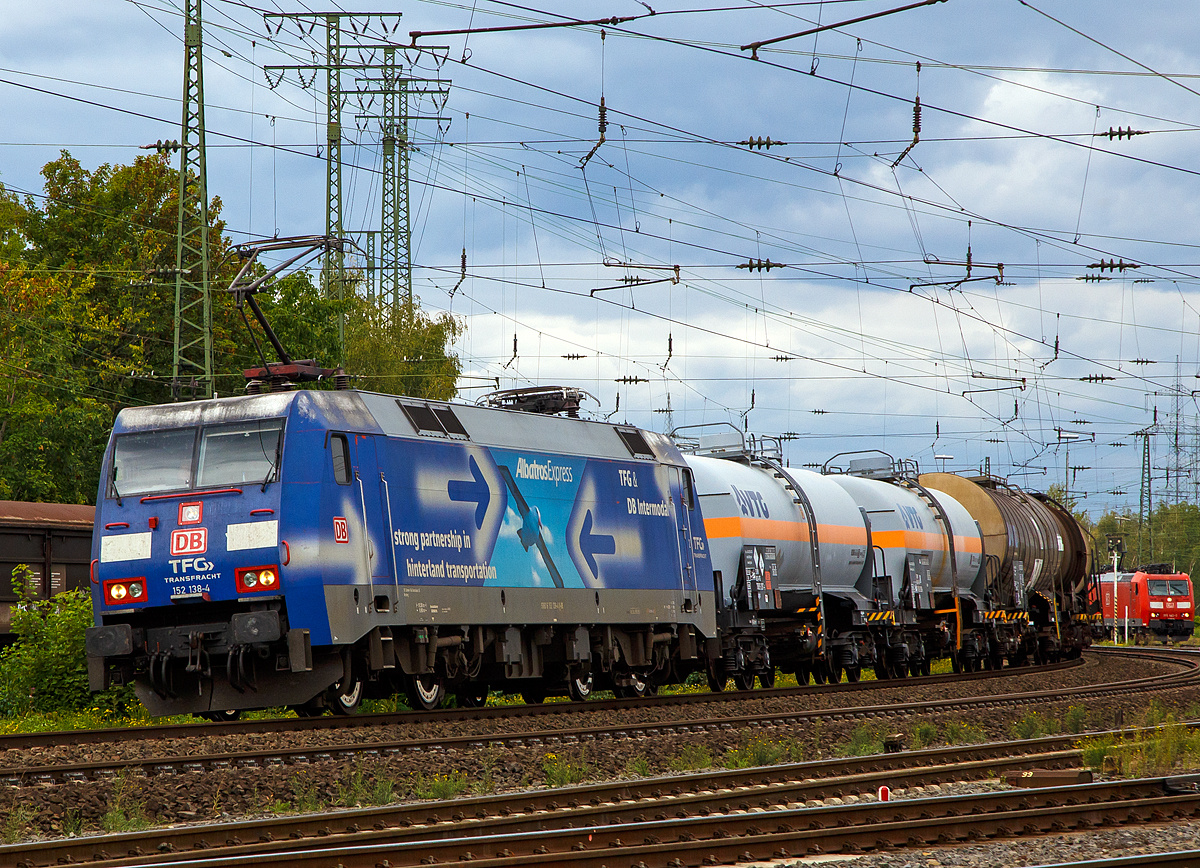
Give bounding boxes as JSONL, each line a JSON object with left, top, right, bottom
{"left": 3, "top": 0, "right": 1200, "bottom": 517}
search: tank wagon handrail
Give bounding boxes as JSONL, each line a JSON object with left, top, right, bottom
{"left": 821, "top": 448, "right": 895, "bottom": 476}
{"left": 897, "top": 477, "right": 963, "bottom": 650}
{"left": 752, "top": 454, "right": 827, "bottom": 658}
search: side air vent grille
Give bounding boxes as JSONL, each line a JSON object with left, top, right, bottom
{"left": 616, "top": 426, "right": 655, "bottom": 459}
{"left": 398, "top": 401, "right": 470, "bottom": 439}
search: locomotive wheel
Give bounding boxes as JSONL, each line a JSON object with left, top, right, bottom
{"left": 845, "top": 666, "right": 861, "bottom": 683}
{"left": 569, "top": 673, "right": 594, "bottom": 702}
{"left": 758, "top": 667, "right": 776, "bottom": 689}
{"left": 455, "top": 683, "right": 489, "bottom": 708}
{"left": 406, "top": 673, "right": 445, "bottom": 711}
{"left": 330, "top": 672, "right": 364, "bottom": 715}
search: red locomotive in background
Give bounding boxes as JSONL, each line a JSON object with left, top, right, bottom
{"left": 1096, "top": 564, "right": 1194, "bottom": 644}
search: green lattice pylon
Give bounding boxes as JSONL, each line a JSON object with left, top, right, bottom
{"left": 172, "top": 0, "right": 213, "bottom": 400}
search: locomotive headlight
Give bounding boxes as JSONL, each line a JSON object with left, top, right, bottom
{"left": 111, "top": 583, "right": 128, "bottom": 600}
{"left": 235, "top": 565, "right": 281, "bottom": 594}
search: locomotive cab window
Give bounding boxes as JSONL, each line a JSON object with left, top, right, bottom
{"left": 110, "top": 427, "right": 197, "bottom": 496}
{"left": 682, "top": 469, "right": 696, "bottom": 510}
{"left": 1148, "top": 579, "right": 1190, "bottom": 596}
{"left": 196, "top": 420, "right": 284, "bottom": 487}
{"left": 330, "top": 433, "right": 352, "bottom": 485}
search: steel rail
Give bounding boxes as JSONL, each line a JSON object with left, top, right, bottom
{"left": 7, "top": 748, "right": 1085, "bottom": 867}
{"left": 40, "top": 776, "right": 1200, "bottom": 868}
{"left": 0, "top": 658, "right": 1085, "bottom": 752}
{"left": 2, "top": 649, "right": 1194, "bottom": 786}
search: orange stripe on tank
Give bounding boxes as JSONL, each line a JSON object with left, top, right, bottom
{"left": 872, "top": 529, "right": 982, "bottom": 553}
{"left": 702, "top": 516, "right": 868, "bottom": 547}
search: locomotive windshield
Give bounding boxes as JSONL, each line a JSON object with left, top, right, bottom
{"left": 196, "top": 420, "right": 284, "bottom": 487}
{"left": 111, "top": 428, "right": 197, "bottom": 496}
{"left": 110, "top": 419, "right": 284, "bottom": 496}
{"left": 1147, "top": 579, "right": 1190, "bottom": 596}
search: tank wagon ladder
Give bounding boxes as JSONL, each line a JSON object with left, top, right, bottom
{"left": 896, "top": 478, "right": 963, "bottom": 654}
{"left": 754, "top": 455, "right": 828, "bottom": 668}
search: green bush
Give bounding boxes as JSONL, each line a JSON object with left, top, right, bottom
{"left": 1064, "top": 704, "right": 1088, "bottom": 734}
{"left": 835, "top": 724, "right": 884, "bottom": 757}
{"left": 669, "top": 743, "right": 713, "bottom": 771}
{"left": 911, "top": 721, "right": 938, "bottom": 749}
{"left": 0, "top": 567, "right": 135, "bottom": 716}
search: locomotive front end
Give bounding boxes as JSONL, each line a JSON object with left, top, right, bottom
{"left": 84, "top": 393, "right": 339, "bottom": 718}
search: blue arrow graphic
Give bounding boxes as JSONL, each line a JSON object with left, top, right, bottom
{"left": 447, "top": 455, "right": 491, "bottom": 529}
{"left": 579, "top": 509, "right": 615, "bottom": 579}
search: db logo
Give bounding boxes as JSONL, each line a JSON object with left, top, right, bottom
{"left": 333, "top": 516, "right": 350, "bottom": 544}
{"left": 171, "top": 527, "right": 208, "bottom": 556}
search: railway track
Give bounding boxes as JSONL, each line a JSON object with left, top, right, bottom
{"left": 0, "top": 657, "right": 1082, "bottom": 752}
{"left": 12, "top": 762, "right": 1200, "bottom": 867}
{"left": 0, "top": 647, "right": 1190, "bottom": 786}
{"left": 4, "top": 739, "right": 1086, "bottom": 867}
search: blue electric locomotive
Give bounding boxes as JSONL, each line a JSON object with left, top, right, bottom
{"left": 85, "top": 389, "right": 717, "bottom": 717}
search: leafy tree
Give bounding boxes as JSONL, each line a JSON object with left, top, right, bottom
{"left": 0, "top": 150, "right": 464, "bottom": 504}
{"left": 346, "top": 300, "right": 463, "bottom": 400}
{"left": 1093, "top": 502, "right": 1200, "bottom": 577}
{"left": 0, "top": 264, "right": 113, "bottom": 502}
{"left": 0, "top": 181, "right": 24, "bottom": 262}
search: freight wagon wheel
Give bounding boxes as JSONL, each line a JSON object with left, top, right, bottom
{"left": 829, "top": 664, "right": 843, "bottom": 684}
{"left": 407, "top": 673, "right": 445, "bottom": 711}
{"left": 456, "top": 683, "right": 490, "bottom": 708}
{"left": 920, "top": 658, "right": 931, "bottom": 676}
{"left": 758, "top": 667, "right": 776, "bottom": 689}
{"left": 794, "top": 666, "right": 811, "bottom": 686}
{"left": 521, "top": 688, "right": 546, "bottom": 705}
{"left": 200, "top": 709, "right": 242, "bottom": 722}
{"left": 907, "top": 661, "right": 922, "bottom": 677}
{"left": 873, "top": 662, "right": 889, "bottom": 681}
{"left": 845, "top": 666, "right": 861, "bottom": 683}
{"left": 568, "top": 673, "right": 594, "bottom": 702}
{"left": 330, "top": 672, "right": 364, "bottom": 715}
{"left": 706, "top": 666, "right": 728, "bottom": 693}
{"left": 616, "top": 668, "right": 656, "bottom": 698}
{"left": 812, "top": 665, "right": 827, "bottom": 685}
{"left": 732, "top": 671, "right": 755, "bottom": 691}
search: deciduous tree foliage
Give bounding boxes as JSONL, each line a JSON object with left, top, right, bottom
{"left": 0, "top": 151, "right": 462, "bottom": 504}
